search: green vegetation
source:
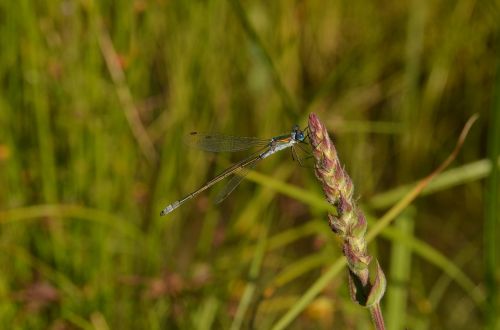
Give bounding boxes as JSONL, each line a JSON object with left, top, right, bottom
{"left": 0, "top": 0, "right": 498, "bottom": 329}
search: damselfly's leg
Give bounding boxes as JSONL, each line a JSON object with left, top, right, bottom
{"left": 291, "top": 145, "right": 315, "bottom": 168}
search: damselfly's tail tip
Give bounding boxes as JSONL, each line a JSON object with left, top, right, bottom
{"left": 160, "top": 208, "right": 173, "bottom": 217}
{"left": 160, "top": 207, "right": 172, "bottom": 216}
{"left": 160, "top": 206, "right": 171, "bottom": 216}
{"left": 160, "top": 201, "right": 179, "bottom": 216}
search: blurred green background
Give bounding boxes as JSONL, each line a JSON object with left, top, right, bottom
{"left": 0, "top": 0, "right": 499, "bottom": 329}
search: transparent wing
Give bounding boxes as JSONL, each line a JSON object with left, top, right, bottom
{"left": 184, "top": 132, "right": 269, "bottom": 152}
{"left": 214, "top": 158, "right": 259, "bottom": 204}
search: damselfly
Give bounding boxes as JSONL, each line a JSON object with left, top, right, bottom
{"left": 160, "top": 125, "right": 307, "bottom": 216}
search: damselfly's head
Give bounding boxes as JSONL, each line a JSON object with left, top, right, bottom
{"left": 292, "top": 125, "right": 306, "bottom": 142}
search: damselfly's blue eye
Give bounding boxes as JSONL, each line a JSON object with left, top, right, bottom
{"left": 291, "top": 125, "right": 305, "bottom": 142}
